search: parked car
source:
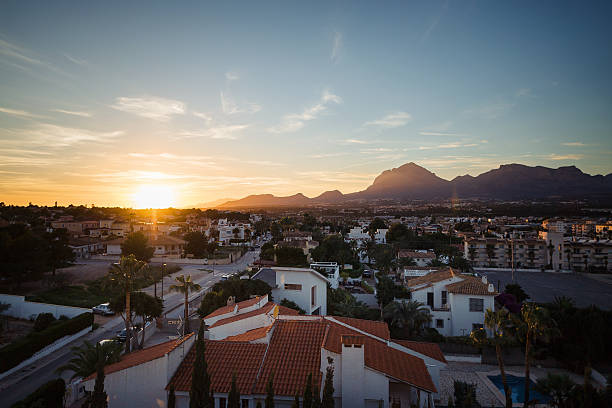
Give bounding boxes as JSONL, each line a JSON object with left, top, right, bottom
{"left": 92, "top": 303, "right": 114, "bottom": 316}
{"left": 115, "top": 326, "right": 138, "bottom": 342}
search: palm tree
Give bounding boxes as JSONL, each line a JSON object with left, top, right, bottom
{"left": 486, "top": 244, "right": 496, "bottom": 267}
{"left": 108, "top": 255, "right": 146, "bottom": 352}
{"left": 484, "top": 308, "right": 514, "bottom": 408}
{"left": 57, "top": 341, "right": 122, "bottom": 408}
{"left": 383, "top": 300, "right": 432, "bottom": 338}
{"left": 518, "top": 302, "right": 556, "bottom": 407}
{"left": 547, "top": 241, "right": 555, "bottom": 270}
{"left": 170, "top": 275, "right": 201, "bottom": 333}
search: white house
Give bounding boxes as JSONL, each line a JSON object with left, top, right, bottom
{"left": 374, "top": 228, "right": 388, "bottom": 244}
{"left": 251, "top": 267, "right": 329, "bottom": 315}
{"left": 404, "top": 268, "right": 497, "bottom": 337}
{"left": 398, "top": 250, "right": 437, "bottom": 267}
{"left": 309, "top": 262, "right": 340, "bottom": 289}
{"left": 105, "top": 235, "right": 186, "bottom": 258}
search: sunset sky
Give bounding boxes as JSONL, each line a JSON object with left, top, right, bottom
{"left": 1, "top": 1, "right": 611, "bottom": 208}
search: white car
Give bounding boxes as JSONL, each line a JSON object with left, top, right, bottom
{"left": 92, "top": 303, "right": 114, "bottom": 316}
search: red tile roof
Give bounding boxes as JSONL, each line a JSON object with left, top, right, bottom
{"left": 204, "top": 296, "right": 266, "bottom": 319}
{"left": 404, "top": 268, "right": 455, "bottom": 288}
{"left": 252, "top": 320, "right": 327, "bottom": 396}
{"left": 225, "top": 325, "right": 272, "bottom": 342}
{"left": 208, "top": 302, "right": 298, "bottom": 329}
{"left": 168, "top": 341, "right": 267, "bottom": 394}
{"left": 324, "top": 321, "right": 436, "bottom": 393}
{"left": 446, "top": 276, "right": 498, "bottom": 296}
{"left": 392, "top": 340, "right": 447, "bottom": 363}
{"left": 331, "top": 316, "right": 390, "bottom": 340}
{"left": 86, "top": 333, "right": 194, "bottom": 380}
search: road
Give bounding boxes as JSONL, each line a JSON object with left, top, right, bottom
{"left": 0, "top": 249, "right": 259, "bottom": 408}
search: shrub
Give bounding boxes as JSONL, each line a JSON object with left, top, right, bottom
{"left": 11, "top": 378, "right": 65, "bottom": 408}
{"left": 361, "top": 281, "right": 374, "bottom": 294}
{"left": 33, "top": 313, "right": 56, "bottom": 332}
{"left": 453, "top": 380, "right": 480, "bottom": 407}
{"left": 0, "top": 312, "right": 93, "bottom": 373}
{"left": 279, "top": 299, "right": 305, "bottom": 315}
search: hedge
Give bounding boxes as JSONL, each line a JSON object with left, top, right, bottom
{"left": 11, "top": 378, "right": 65, "bottom": 408}
{"left": 0, "top": 312, "right": 93, "bottom": 373}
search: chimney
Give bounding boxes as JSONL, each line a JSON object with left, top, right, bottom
{"left": 481, "top": 276, "right": 488, "bottom": 284}
{"left": 340, "top": 335, "right": 365, "bottom": 407}
{"left": 488, "top": 283, "right": 495, "bottom": 293}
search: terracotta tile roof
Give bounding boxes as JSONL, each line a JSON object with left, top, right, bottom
{"left": 208, "top": 302, "right": 275, "bottom": 328}
{"left": 85, "top": 333, "right": 194, "bottom": 380}
{"left": 204, "top": 296, "right": 266, "bottom": 319}
{"left": 225, "top": 325, "right": 272, "bottom": 342}
{"left": 405, "top": 268, "right": 455, "bottom": 288}
{"left": 277, "top": 305, "right": 300, "bottom": 316}
{"left": 398, "top": 250, "right": 436, "bottom": 259}
{"left": 168, "top": 341, "right": 267, "bottom": 394}
{"left": 252, "top": 320, "right": 328, "bottom": 396}
{"left": 392, "top": 340, "right": 447, "bottom": 363}
{"left": 324, "top": 321, "right": 436, "bottom": 393}
{"left": 331, "top": 316, "right": 390, "bottom": 340}
{"left": 446, "top": 276, "right": 498, "bottom": 296}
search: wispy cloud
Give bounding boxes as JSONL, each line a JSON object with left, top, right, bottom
{"left": 419, "top": 131, "right": 464, "bottom": 137}
{"left": 268, "top": 90, "right": 342, "bottom": 133}
{"left": 308, "top": 152, "right": 348, "bottom": 159}
{"left": 12, "top": 124, "right": 123, "bottom": 147}
{"left": 0, "top": 38, "right": 69, "bottom": 77}
{"left": 548, "top": 154, "right": 584, "bottom": 161}
{"left": 63, "top": 53, "right": 87, "bottom": 66}
{"left": 515, "top": 88, "right": 533, "bottom": 98}
{"left": 562, "top": 142, "right": 585, "bottom": 147}
{"left": 111, "top": 96, "right": 186, "bottom": 121}
{"left": 51, "top": 109, "right": 92, "bottom": 117}
{"left": 343, "top": 139, "right": 370, "bottom": 144}
{"left": 225, "top": 71, "right": 239, "bottom": 81}
{"left": 193, "top": 111, "right": 213, "bottom": 124}
{"left": 331, "top": 31, "right": 342, "bottom": 62}
{"left": 364, "top": 111, "right": 412, "bottom": 128}
{"left": 176, "top": 124, "right": 249, "bottom": 140}
{"left": 220, "top": 92, "right": 261, "bottom": 115}
{"left": 0, "top": 107, "right": 44, "bottom": 119}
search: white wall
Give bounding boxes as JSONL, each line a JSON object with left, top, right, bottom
{"left": 0, "top": 294, "right": 90, "bottom": 319}
{"left": 207, "top": 313, "right": 273, "bottom": 340}
{"left": 448, "top": 293, "right": 495, "bottom": 337}
{"left": 272, "top": 269, "right": 327, "bottom": 315}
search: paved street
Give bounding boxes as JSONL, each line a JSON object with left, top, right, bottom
{"left": 0, "top": 250, "right": 259, "bottom": 408}
{"left": 480, "top": 270, "right": 612, "bottom": 309}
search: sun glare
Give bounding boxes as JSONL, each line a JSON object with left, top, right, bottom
{"left": 133, "top": 184, "right": 176, "bottom": 209}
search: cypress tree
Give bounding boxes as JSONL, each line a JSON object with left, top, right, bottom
{"left": 322, "top": 358, "right": 335, "bottom": 408}
{"left": 303, "top": 373, "right": 313, "bottom": 408}
{"left": 291, "top": 393, "right": 300, "bottom": 408}
{"left": 265, "top": 374, "right": 275, "bottom": 408}
{"left": 312, "top": 386, "right": 321, "bottom": 408}
{"left": 190, "top": 324, "right": 211, "bottom": 408}
{"left": 228, "top": 374, "right": 240, "bottom": 408}
{"left": 168, "top": 385, "right": 176, "bottom": 408}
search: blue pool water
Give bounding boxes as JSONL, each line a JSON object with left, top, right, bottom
{"left": 487, "top": 374, "right": 550, "bottom": 404}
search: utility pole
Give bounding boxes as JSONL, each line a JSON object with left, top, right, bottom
{"left": 511, "top": 238, "right": 515, "bottom": 283}
{"left": 161, "top": 262, "right": 166, "bottom": 301}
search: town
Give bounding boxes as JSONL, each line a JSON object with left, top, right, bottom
{"left": 0, "top": 201, "right": 610, "bottom": 407}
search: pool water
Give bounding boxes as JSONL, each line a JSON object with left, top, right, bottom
{"left": 487, "top": 374, "right": 550, "bottom": 404}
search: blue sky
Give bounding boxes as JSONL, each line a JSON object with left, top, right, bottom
{"left": 1, "top": 1, "right": 611, "bottom": 207}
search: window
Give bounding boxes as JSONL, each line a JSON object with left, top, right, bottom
{"left": 441, "top": 291, "right": 447, "bottom": 305}
{"left": 284, "top": 283, "right": 302, "bottom": 291}
{"left": 427, "top": 292, "right": 434, "bottom": 308}
{"left": 311, "top": 285, "right": 317, "bottom": 307}
{"left": 436, "top": 319, "right": 444, "bottom": 328}
{"left": 469, "top": 298, "right": 484, "bottom": 312}
{"left": 472, "top": 323, "right": 484, "bottom": 331}
{"left": 219, "top": 398, "right": 227, "bottom": 408}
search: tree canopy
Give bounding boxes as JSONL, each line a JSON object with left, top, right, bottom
{"left": 121, "top": 232, "right": 154, "bottom": 262}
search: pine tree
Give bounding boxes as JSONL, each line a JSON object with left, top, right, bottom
{"left": 322, "top": 358, "right": 335, "bottom": 408}
{"left": 228, "top": 374, "right": 240, "bottom": 408}
{"left": 303, "top": 373, "right": 313, "bottom": 408}
{"left": 265, "top": 374, "right": 275, "bottom": 408}
{"left": 291, "top": 393, "right": 300, "bottom": 408}
{"left": 190, "top": 324, "right": 211, "bottom": 408}
{"left": 168, "top": 385, "right": 176, "bottom": 408}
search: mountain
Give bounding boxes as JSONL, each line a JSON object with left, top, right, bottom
{"left": 216, "top": 163, "right": 612, "bottom": 207}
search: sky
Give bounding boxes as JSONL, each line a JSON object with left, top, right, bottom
{"left": 1, "top": 1, "right": 611, "bottom": 208}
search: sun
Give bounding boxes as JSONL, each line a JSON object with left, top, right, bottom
{"left": 132, "top": 184, "right": 176, "bottom": 209}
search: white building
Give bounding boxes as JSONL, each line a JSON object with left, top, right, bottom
{"left": 404, "top": 269, "right": 497, "bottom": 337}
{"left": 252, "top": 267, "right": 329, "bottom": 315}
{"left": 398, "top": 250, "right": 437, "bottom": 267}
{"left": 84, "top": 314, "right": 445, "bottom": 407}
{"left": 309, "top": 262, "right": 340, "bottom": 289}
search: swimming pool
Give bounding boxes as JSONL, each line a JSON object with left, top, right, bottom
{"left": 487, "top": 374, "right": 550, "bottom": 404}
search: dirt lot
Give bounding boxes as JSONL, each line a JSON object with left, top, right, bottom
{"left": 57, "top": 261, "right": 113, "bottom": 284}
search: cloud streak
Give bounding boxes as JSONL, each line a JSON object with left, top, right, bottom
{"left": 268, "top": 90, "right": 342, "bottom": 133}
{"left": 364, "top": 111, "right": 412, "bottom": 128}
{"left": 51, "top": 109, "right": 92, "bottom": 117}
{"left": 331, "top": 32, "right": 342, "bottom": 62}
{"left": 0, "top": 107, "right": 44, "bottom": 119}
{"left": 220, "top": 92, "right": 261, "bottom": 115}
{"left": 112, "top": 96, "right": 186, "bottom": 121}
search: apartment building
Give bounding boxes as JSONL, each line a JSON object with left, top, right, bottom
{"left": 562, "top": 238, "right": 611, "bottom": 273}
{"left": 464, "top": 237, "right": 547, "bottom": 269}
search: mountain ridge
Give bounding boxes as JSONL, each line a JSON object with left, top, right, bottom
{"left": 216, "top": 163, "right": 612, "bottom": 208}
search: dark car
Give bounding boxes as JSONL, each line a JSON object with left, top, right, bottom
{"left": 115, "top": 326, "right": 138, "bottom": 342}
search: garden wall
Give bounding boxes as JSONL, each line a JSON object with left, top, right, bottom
{"left": 0, "top": 294, "right": 90, "bottom": 320}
